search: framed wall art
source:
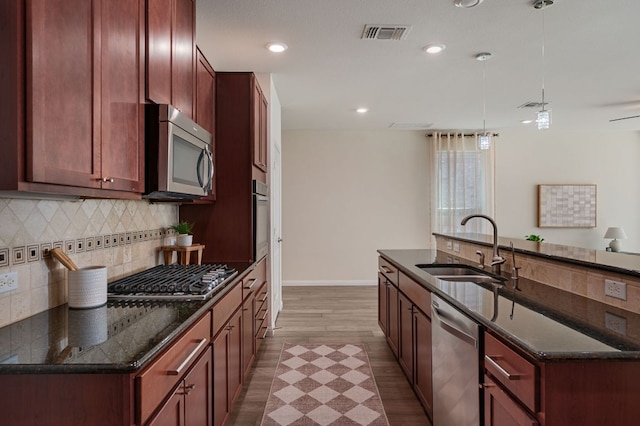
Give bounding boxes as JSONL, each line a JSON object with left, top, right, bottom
{"left": 537, "top": 184, "right": 597, "bottom": 228}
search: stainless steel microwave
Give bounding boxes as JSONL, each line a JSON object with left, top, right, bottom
{"left": 145, "top": 104, "right": 214, "bottom": 200}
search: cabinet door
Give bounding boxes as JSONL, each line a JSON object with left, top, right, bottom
{"left": 100, "top": 0, "right": 144, "bottom": 192}
{"left": 241, "top": 298, "right": 255, "bottom": 375}
{"left": 413, "top": 308, "right": 433, "bottom": 418}
{"left": 146, "top": 0, "right": 173, "bottom": 104}
{"left": 398, "top": 293, "right": 414, "bottom": 381}
{"left": 213, "top": 328, "right": 229, "bottom": 426}
{"left": 252, "top": 80, "right": 268, "bottom": 174}
{"left": 387, "top": 283, "right": 399, "bottom": 358}
{"left": 150, "top": 387, "right": 185, "bottom": 426}
{"left": 378, "top": 273, "right": 388, "bottom": 335}
{"left": 195, "top": 48, "right": 215, "bottom": 133}
{"left": 227, "top": 309, "right": 243, "bottom": 406}
{"left": 172, "top": 0, "right": 195, "bottom": 118}
{"left": 27, "top": 0, "right": 100, "bottom": 188}
{"left": 484, "top": 375, "right": 538, "bottom": 426}
{"left": 184, "top": 346, "right": 212, "bottom": 426}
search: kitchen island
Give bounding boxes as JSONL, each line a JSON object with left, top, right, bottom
{"left": 379, "top": 248, "right": 640, "bottom": 426}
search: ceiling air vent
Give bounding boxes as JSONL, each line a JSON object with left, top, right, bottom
{"left": 389, "top": 122, "right": 433, "bottom": 129}
{"left": 362, "top": 25, "right": 411, "bottom": 41}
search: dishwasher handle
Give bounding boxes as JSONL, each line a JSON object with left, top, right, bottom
{"left": 432, "top": 305, "right": 478, "bottom": 348}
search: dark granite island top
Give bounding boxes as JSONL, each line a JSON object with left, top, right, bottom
{"left": 0, "top": 261, "right": 254, "bottom": 374}
{"left": 378, "top": 249, "right": 640, "bottom": 361}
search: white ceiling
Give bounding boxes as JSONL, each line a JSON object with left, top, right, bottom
{"left": 196, "top": 0, "right": 640, "bottom": 132}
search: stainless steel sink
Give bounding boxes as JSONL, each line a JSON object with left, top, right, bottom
{"left": 416, "top": 264, "right": 506, "bottom": 285}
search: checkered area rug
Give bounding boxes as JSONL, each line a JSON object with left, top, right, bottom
{"left": 260, "top": 343, "right": 389, "bottom": 426}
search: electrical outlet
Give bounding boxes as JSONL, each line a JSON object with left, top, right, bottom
{"left": 446, "top": 241, "right": 453, "bottom": 250}
{"left": 604, "top": 279, "right": 627, "bottom": 301}
{"left": 0, "top": 272, "right": 18, "bottom": 294}
{"left": 453, "top": 243, "right": 460, "bottom": 253}
{"left": 605, "top": 312, "right": 627, "bottom": 336}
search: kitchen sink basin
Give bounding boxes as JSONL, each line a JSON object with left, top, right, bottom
{"left": 416, "top": 264, "right": 506, "bottom": 285}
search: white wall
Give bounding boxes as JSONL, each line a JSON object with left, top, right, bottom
{"left": 495, "top": 129, "right": 640, "bottom": 252}
{"left": 281, "top": 130, "right": 430, "bottom": 284}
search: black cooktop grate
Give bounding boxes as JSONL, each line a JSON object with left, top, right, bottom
{"left": 107, "top": 264, "right": 237, "bottom": 300}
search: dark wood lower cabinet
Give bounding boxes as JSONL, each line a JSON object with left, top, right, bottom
{"left": 150, "top": 346, "right": 213, "bottom": 426}
{"left": 213, "top": 309, "right": 242, "bottom": 426}
{"left": 413, "top": 308, "right": 433, "bottom": 418}
{"left": 377, "top": 273, "right": 388, "bottom": 335}
{"left": 484, "top": 375, "right": 538, "bottom": 426}
{"left": 387, "top": 282, "right": 399, "bottom": 358}
{"left": 398, "top": 293, "right": 413, "bottom": 380}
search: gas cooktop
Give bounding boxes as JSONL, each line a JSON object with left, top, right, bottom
{"left": 107, "top": 264, "right": 237, "bottom": 301}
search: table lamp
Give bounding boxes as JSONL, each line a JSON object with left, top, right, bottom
{"left": 604, "top": 227, "right": 627, "bottom": 252}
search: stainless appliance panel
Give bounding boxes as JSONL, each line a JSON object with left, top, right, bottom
{"left": 431, "top": 294, "right": 481, "bottom": 426}
{"left": 253, "top": 180, "right": 269, "bottom": 261}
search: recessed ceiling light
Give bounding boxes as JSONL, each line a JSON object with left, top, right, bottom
{"left": 265, "top": 42, "right": 288, "bottom": 53}
{"left": 356, "top": 108, "right": 368, "bottom": 114}
{"left": 454, "top": 0, "right": 484, "bottom": 8}
{"left": 521, "top": 119, "right": 534, "bottom": 124}
{"left": 423, "top": 44, "right": 446, "bottom": 54}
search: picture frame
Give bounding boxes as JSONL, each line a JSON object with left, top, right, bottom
{"left": 537, "top": 184, "right": 597, "bottom": 228}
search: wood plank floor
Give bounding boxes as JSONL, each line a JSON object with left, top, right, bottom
{"left": 228, "top": 286, "right": 431, "bottom": 426}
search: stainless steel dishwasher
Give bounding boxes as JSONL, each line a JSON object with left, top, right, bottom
{"left": 431, "top": 294, "right": 481, "bottom": 426}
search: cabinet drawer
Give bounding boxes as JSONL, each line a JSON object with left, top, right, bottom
{"left": 243, "top": 258, "right": 267, "bottom": 300}
{"left": 213, "top": 283, "right": 242, "bottom": 337}
{"left": 137, "top": 311, "right": 212, "bottom": 424}
{"left": 484, "top": 333, "right": 537, "bottom": 412}
{"left": 379, "top": 257, "right": 398, "bottom": 286}
{"left": 398, "top": 272, "right": 431, "bottom": 317}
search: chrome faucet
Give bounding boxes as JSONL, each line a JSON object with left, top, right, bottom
{"left": 461, "top": 214, "right": 505, "bottom": 275}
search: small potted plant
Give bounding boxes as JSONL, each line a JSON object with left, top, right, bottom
{"left": 171, "top": 221, "right": 194, "bottom": 247}
{"left": 525, "top": 234, "right": 544, "bottom": 242}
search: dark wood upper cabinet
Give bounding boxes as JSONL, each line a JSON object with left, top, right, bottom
{"left": 193, "top": 47, "right": 216, "bottom": 202}
{"left": 1, "top": 0, "right": 144, "bottom": 198}
{"left": 146, "top": 0, "right": 195, "bottom": 119}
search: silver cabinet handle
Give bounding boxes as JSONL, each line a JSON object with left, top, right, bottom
{"left": 244, "top": 278, "right": 257, "bottom": 290}
{"left": 431, "top": 305, "right": 477, "bottom": 348}
{"left": 100, "top": 178, "right": 114, "bottom": 183}
{"left": 484, "top": 354, "right": 522, "bottom": 380}
{"left": 167, "top": 338, "right": 208, "bottom": 376}
{"left": 380, "top": 265, "right": 392, "bottom": 274}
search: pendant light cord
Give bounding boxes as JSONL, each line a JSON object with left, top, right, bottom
{"left": 482, "top": 58, "right": 487, "bottom": 133}
{"left": 541, "top": 2, "right": 546, "bottom": 111}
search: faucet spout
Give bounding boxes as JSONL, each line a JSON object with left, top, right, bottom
{"left": 461, "top": 214, "right": 505, "bottom": 275}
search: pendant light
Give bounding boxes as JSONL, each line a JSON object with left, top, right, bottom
{"left": 476, "top": 52, "right": 492, "bottom": 150}
{"left": 535, "top": 0, "right": 553, "bottom": 130}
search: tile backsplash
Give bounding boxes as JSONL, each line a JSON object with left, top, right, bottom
{"left": 0, "top": 198, "right": 179, "bottom": 327}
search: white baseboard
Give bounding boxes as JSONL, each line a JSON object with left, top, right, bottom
{"left": 282, "top": 280, "right": 376, "bottom": 287}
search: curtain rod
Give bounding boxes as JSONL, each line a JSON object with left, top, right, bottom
{"left": 425, "top": 132, "right": 500, "bottom": 138}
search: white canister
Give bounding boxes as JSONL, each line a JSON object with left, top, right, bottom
{"left": 68, "top": 266, "right": 108, "bottom": 309}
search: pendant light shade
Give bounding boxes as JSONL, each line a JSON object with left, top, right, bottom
{"left": 476, "top": 52, "right": 492, "bottom": 150}
{"left": 536, "top": 0, "right": 552, "bottom": 130}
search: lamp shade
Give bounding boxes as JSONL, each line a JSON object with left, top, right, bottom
{"left": 604, "top": 227, "right": 627, "bottom": 240}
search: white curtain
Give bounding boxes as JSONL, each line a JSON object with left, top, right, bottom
{"left": 427, "top": 132, "right": 496, "bottom": 237}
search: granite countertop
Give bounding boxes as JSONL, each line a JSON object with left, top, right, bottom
{"left": 0, "top": 261, "right": 255, "bottom": 374}
{"left": 434, "top": 232, "right": 640, "bottom": 277}
{"left": 379, "top": 249, "right": 640, "bottom": 361}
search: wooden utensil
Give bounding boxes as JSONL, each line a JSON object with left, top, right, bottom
{"left": 50, "top": 247, "right": 79, "bottom": 271}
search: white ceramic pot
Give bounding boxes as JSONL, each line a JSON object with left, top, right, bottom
{"left": 67, "top": 266, "right": 107, "bottom": 309}
{"left": 176, "top": 234, "right": 193, "bottom": 247}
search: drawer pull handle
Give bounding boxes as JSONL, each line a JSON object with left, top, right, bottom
{"left": 484, "top": 355, "right": 522, "bottom": 380}
{"left": 244, "top": 279, "right": 257, "bottom": 290}
{"left": 380, "top": 265, "right": 393, "bottom": 274}
{"left": 259, "top": 311, "right": 268, "bottom": 321}
{"left": 168, "top": 338, "right": 208, "bottom": 376}
{"left": 260, "top": 294, "right": 268, "bottom": 302}
{"left": 259, "top": 327, "right": 268, "bottom": 339}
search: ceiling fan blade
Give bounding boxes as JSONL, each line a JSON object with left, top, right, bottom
{"left": 609, "top": 114, "right": 640, "bottom": 122}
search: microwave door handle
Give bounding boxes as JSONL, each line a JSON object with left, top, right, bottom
{"left": 205, "top": 147, "right": 214, "bottom": 193}
{"left": 196, "top": 148, "right": 205, "bottom": 189}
